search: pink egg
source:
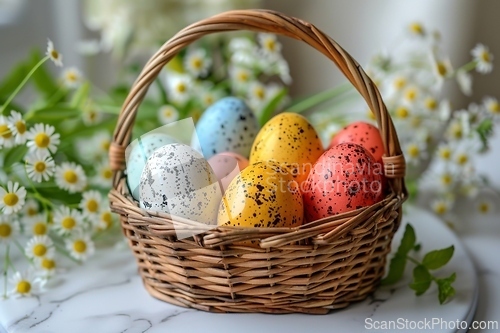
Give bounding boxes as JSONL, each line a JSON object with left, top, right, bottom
{"left": 208, "top": 152, "right": 249, "bottom": 193}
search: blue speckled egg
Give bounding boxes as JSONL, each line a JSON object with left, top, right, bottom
{"left": 126, "top": 133, "right": 177, "bottom": 199}
{"left": 193, "top": 97, "right": 259, "bottom": 159}
{"left": 139, "top": 143, "right": 221, "bottom": 224}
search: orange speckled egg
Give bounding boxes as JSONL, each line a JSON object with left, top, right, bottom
{"left": 217, "top": 161, "right": 303, "bottom": 232}
{"left": 250, "top": 113, "right": 324, "bottom": 189}
{"left": 208, "top": 152, "right": 249, "bottom": 193}
{"left": 303, "top": 143, "right": 383, "bottom": 222}
{"left": 329, "top": 121, "right": 385, "bottom": 164}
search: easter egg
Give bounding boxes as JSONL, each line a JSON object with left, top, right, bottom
{"left": 194, "top": 97, "right": 259, "bottom": 159}
{"left": 250, "top": 113, "right": 324, "bottom": 189}
{"left": 139, "top": 143, "right": 221, "bottom": 224}
{"left": 126, "top": 133, "right": 177, "bottom": 199}
{"left": 329, "top": 121, "right": 385, "bottom": 164}
{"left": 208, "top": 152, "right": 249, "bottom": 193}
{"left": 218, "top": 161, "right": 303, "bottom": 231}
{"left": 303, "top": 143, "right": 383, "bottom": 221}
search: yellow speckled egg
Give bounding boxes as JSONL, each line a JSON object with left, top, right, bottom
{"left": 217, "top": 161, "right": 303, "bottom": 231}
{"left": 249, "top": 113, "right": 324, "bottom": 190}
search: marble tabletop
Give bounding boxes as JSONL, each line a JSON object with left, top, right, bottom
{"left": 0, "top": 206, "right": 498, "bottom": 333}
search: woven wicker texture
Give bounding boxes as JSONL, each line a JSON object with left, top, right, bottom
{"left": 109, "top": 9, "right": 408, "bottom": 314}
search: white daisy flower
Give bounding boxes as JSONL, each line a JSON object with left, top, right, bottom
{"left": 431, "top": 198, "right": 452, "bottom": 216}
{"left": 0, "top": 181, "right": 26, "bottom": 215}
{"left": 392, "top": 76, "right": 407, "bottom": 91}
{"left": 55, "top": 162, "right": 87, "bottom": 193}
{"left": 46, "top": 39, "right": 63, "bottom": 67}
{"left": 408, "top": 22, "right": 426, "bottom": 37}
{"left": 446, "top": 118, "right": 466, "bottom": 141}
{"left": 157, "top": 104, "right": 179, "bottom": 125}
{"left": 166, "top": 73, "right": 191, "bottom": 105}
{"left": 437, "top": 144, "right": 453, "bottom": 162}
{"left": 82, "top": 107, "right": 103, "bottom": 126}
{"left": 394, "top": 106, "right": 411, "bottom": 120}
{"left": 258, "top": 33, "right": 282, "bottom": 57}
{"left": 403, "top": 86, "right": 419, "bottom": 105}
{"left": 0, "top": 115, "right": 14, "bottom": 148}
{"left": 248, "top": 81, "right": 267, "bottom": 110}
{"left": 475, "top": 194, "right": 496, "bottom": 215}
{"left": 93, "top": 131, "right": 112, "bottom": 156}
{"left": 26, "top": 123, "right": 60, "bottom": 154}
{"left": 484, "top": 97, "right": 500, "bottom": 116}
{"left": 61, "top": 67, "right": 83, "bottom": 88}
{"left": 276, "top": 58, "right": 292, "bottom": 84}
{"left": 25, "top": 214, "right": 49, "bottom": 236}
{"left": 22, "top": 198, "right": 39, "bottom": 218}
{"left": 456, "top": 70, "right": 472, "bottom": 96}
{"left": 184, "top": 48, "right": 211, "bottom": 77}
{"left": 9, "top": 270, "right": 46, "bottom": 298}
{"left": 471, "top": 44, "right": 494, "bottom": 74}
{"left": 430, "top": 51, "right": 453, "bottom": 84}
{"left": 438, "top": 171, "right": 456, "bottom": 189}
{"left": 66, "top": 232, "right": 95, "bottom": 261}
{"left": 25, "top": 150, "right": 55, "bottom": 183}
{"left": 229, "top": 66, "right": 253, "bottom": 91}
{"left": 404, "top": 141, "right": 428, "bottom": 165}
{"left": 79, "top": 190, "right": 102, "bottom": 218}
{"left": 92, "top": 160, "right": 113, "bottom": 188}
{"left": 7, "top": 111, "right": 27, "bottom": 144}
{"left": 0, "top": 216, "right": 19, "bottom": 243}
{"left": 37, "top": 256, "right": 58, "bottom": 278}
{"left": 53, "top": 206, "right": 84, "bottom": 235}
{"left": 454, "top": 151, "right": 470, "bottom": 167}
{"left": 228, "top": 37, "right": 255, "bottom": 53}
{"left": 25, "top": 235, "right": 55, "bottom": 261}
{"left": 96, "top": 209, "right": 114, "bottom": 231}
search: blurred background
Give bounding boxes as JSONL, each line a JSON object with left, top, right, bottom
{"left": 0, "top": 0, "right": 498, "bottom": 188}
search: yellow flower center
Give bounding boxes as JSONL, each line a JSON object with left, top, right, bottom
{"left": 395, "top": 107, "right": 410, "bottom": 119}
{"left": 481, "top": 51, "right": 491, "bottom": 63}
{"left": 456, "top": 154, "right": 468, "bottom": 165}
{"left": 405, "top": 88, "right": 418, "bottom": 102}
{"left": 33, "top": 244, "right": 47, "bottom": 257}
{"left": 424, "top": 133, "right": 434, "bottom": 145}
{"left": 102, "top": 168, "right": 112, "bottom": 180}
{"left": 66, "top": 71, "right": 78, "bottom": 82}
{"left": 425, "top": 98, "right": 438, "bottom": 111}
{"left": 3, "top": 193, "right": 19, "bottom": 207}
{"left": 101, "top": 211, "right": 113, "bottom": 229}
{"left": 0, "top": 223, "right": 12, "bottom": 237}
{"left": 16, "top": 280, "right": 31, "bottom": 294}
{"left": 450, "top": 123, "right": 463, "bottom": 139}
{"left": 33, "top": 222, "right": 47, "bottom": 235}
{"left": 393, "top": 77, "right": 406, "bottom": 90}
{"left": 34, "top": 133, "right": 50, "bottom": 148}
{"left": 478, "top": 203, "right": 490, "bottom": 214}
{"left": 264, "top": 39, "right": 276, "bottom": 52}
{"left": 51, "top": 50, "right": 59, "bottom": 60}
{"left": 0, "top": 124, "right": 12, "bottom": 139}
{"left": 191, "top": 109, "right": 202, "bottom": 122}
{"left": 176, "top": 83, "right": 186, "bottom": 93}
{"left": 101, "top": 140, "right": 110, "bottom": 152}
{"left": 204, "top": 95, "right": 214, "bottom": 105}
{"left": 411, "top": 116, "right": 422, "bottom": 128}
{"left": 436, "top": 62, "right": 448, "bottom": 77}
{"left": 254, "top": 87, "right": 265, "bottom": 100}
{"left": 63, "top": 170, "right": 78, "bottom": 184}
{"left": 62, "top": 217, "right": 76, "bottom": 229}
{"left": 163, "top": 109, "right": 173, "bottom": 118}
{"left": 407, "top": 145, "right": 420, "bottom": 158}
{"left": 27, "top": 207, "right": 38, "bottom": 216}
{"left": 409, "top": 22, "right": 424, "bottom": 35}
{"left": 441, "top": 173, "right": 453, "bottom": 186}
{"left": 42, "top": 258, "right": 56, "bottom": 270}
{"left": 488, "top": 102, "right": 500, "bottom": 114}
{"left": 237, "top": 71, "right": 249, "bottom": 82}
{"left": 34, "top": 161, "right": 46, "bottom": 173}
{"left": 439, "top": 148, "right": 451, "bottom": 160}
{"left": 73, "top": 240, "right": 87, "bottom": 253}
{"left": 15, "top": 120, "right": 26, "bottom": 134}
{"left": 434, "top": 203, "right": 448, "bottom": 215}
{"left": 86, "top": 199, "right": 99, "bottom": 213}
{"left": 190, "top": 58, "right": 203, "bottom": 70}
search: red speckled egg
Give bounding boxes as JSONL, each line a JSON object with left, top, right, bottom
{"left": 329, "top": 121, "right": 385, "bottom": 164}
{"left": 303, "top": 142, "right": 384, "bottom": 222}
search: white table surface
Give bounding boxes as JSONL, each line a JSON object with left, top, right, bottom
{"left": 0, "top": 205, "right": 498, "bottom": 333}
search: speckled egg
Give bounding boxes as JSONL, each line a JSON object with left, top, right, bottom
{"left": 303, "top": 143, "right": 384, "bottom": 222}
{"left": 208, "top": 152, "right": 249, "bottom": 193}
{"left": 126, "top": 133, "right": 177, "bottom": 199}
{"left": 250, "top": 113, "right": 324, "bottom": 189}
{"left": 217, "top": 161, "right": 303, "bottom": 231}
{"left": 329, "top": 121, "right": 385, "bottom": 164}
{"left": 139, "top": 143, "right": 221, "bottom": 224}
{"left": 194, "top": 97, "right": 259, "bottom": 159}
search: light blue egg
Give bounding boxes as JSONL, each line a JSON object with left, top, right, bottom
{"left": 126, "top": 133, "right": 177, "bottom": 199}
{"left": 194, "top": 97, "right": 259, "bottom": 159}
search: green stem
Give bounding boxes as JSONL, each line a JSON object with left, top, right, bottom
{"left": 155, "top": 78, "right": 169, "bottom": 105}
{"left": 3, "top": 244, "right": 9, "bottom": 298}
{"left": 407, "top": 255, "right": 421, "bottom": 266}
{"left": 456, "top": 61, "right": 477, "bottom": 73}
{"left": 0, "top": 55, "right": 50, "bottom": 114}
{"left": 54, "top": 243, "right": 81, "bottom": 264}
{"left": 45, "top": 86, "right": 67, "bottom": 107}
{"left": 287, "top": 83, "right": 352, "bottom": 113}
{"left": 13, "top": 240, "right": 34, "bottom": 265}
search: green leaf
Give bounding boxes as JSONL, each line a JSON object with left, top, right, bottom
{"left": 259, "top": 88, "right": 288, "bottom": 126}
{"left": 476, "top": 118, "right": 493, "bottom": 152}
{"left": 28, "top": 106, "right": 82, "bottom": 122}
{"left": 413, "top": 243, "right": 422, "bottom": 252}
{"left": 29, "top": 49, "right": 59, "bottom": 97}
{"left": 422, "top": 245, "right": 454, "bottom": 270}
{"left": 70, "top": 82, "right": 91, "bottom": 108}
{"left": 36, "top": 187, "right": 82, "bottom": 205}
{"left": 409, "top": 265, "right": 432, "bottom": 296}
{"left": 3, "top": 145, "right": 28, "bottom": 168}
{"left": 287, "top": 83, "right": 352, "bottom": 113}
{"left": 437, "top": 273, "right": 456, "bottom": 304}
{"left": 381, "top": 254, "right": 406, "bottom": 285}
{"left": 397, "top": 224, "right": 416, "bottom": 256}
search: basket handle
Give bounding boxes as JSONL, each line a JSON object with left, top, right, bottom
{"left": 109, "top": 9, "right": 406, "bottom": 196}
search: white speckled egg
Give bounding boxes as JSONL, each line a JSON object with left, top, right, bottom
{"left": 139, "top": 143, "right": 221, "bottom": 225}
{"left": 126, "top": 133, "right": 177, "bottom": 199}
{"left": 194, "top": 97, "right": 259, "bottom": 159}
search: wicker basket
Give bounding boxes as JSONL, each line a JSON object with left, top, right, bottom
{"left": 108, "top": 9, "right": 407, "bottom": 314}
